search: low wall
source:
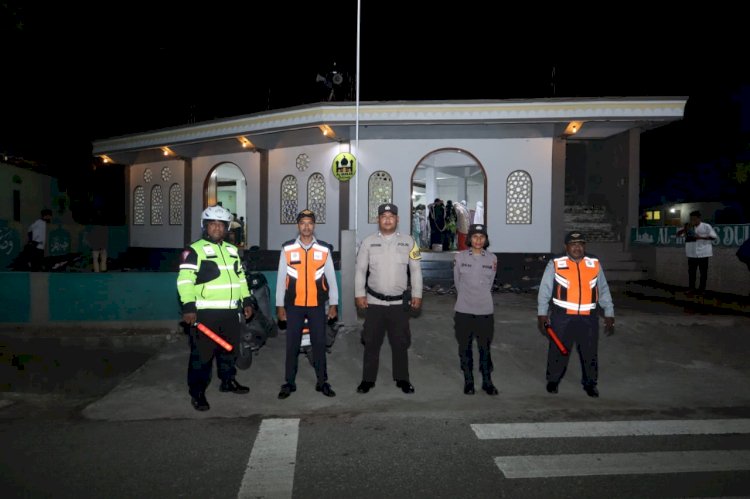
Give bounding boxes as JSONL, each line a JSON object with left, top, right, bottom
{"left": 631, "top": 246, "right": 750, "bottom": 295}
{"left": 0, "top": 271, "right": 343, "bottom": 328}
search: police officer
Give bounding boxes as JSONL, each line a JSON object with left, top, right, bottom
{"left": 177, "top": 205, "right": 254, "bottom": 411}
{"left": 537, "top": 231, "right": 615, "bottom": 398}
{"left": 355, "top": 204, "right": 423, "bottom": 394}
{"left": 275, "top": 209, "right": 338, "bottom": 399}
{"left": 453, "top": 224, "right": 498, "bottom": 395}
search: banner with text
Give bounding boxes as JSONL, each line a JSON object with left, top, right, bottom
{"left": 630, "top": 224, "right": 750, "bottom": 247}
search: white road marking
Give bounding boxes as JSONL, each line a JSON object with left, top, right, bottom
{"left": 238, "top": 418, "right": 300, "bottom": 499}
{"left": 495, "top": 450, "right": 750, "bottom": 478}
{"left": 471, "top": 419, "right": 750, "bottom": 440}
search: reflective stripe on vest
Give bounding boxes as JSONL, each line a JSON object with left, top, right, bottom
{"left": 552, "top": 256, "right": 600, "bottom": 315}
{"left": 283, "top": 242, "right": 329, "bottom": 307}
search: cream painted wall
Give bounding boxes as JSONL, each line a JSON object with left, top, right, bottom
{"left": 0, "top": 162, "right": 53, "bottom": 228}
{"left": 129, "top": 160, "right": 185, "bottom": 248}
{"left": 191, "top": 152, "right": 260, "bottom": 246}
{"left": 267, "top": 143, "right": 342, "bottom": 250}
{"left": 350, "top": 138, "right": 554, "bottom": 252}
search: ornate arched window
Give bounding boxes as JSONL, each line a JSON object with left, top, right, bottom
{"left": 368, "top": 171, "right": 393, "bottom": 223}
{"left": 506, "top": 170, "right": 532, "bottom": 224}
{"left": 133, "top": 186, "right": 145, "bottom": 225}
{"left": 169, "top": 183, "right": 183, "bottom": 225}
{"left": 281, "top": 175, "right": 299, "bottom": 224}
{"left": 150, "top": 184, "right": 164, "bottom": 225}
{"left": 307, "top": 173, "right": 326, "bottom": 223}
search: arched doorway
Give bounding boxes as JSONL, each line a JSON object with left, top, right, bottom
{"left": 411, "top": 148, "right": 486, "bottom": 251}
{"left": 204, "top": 162, "right": 247, "bottom": 246}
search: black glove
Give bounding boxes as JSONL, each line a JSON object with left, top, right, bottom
{"left": 277, "top": 319, "right": 287, "bottom": 330}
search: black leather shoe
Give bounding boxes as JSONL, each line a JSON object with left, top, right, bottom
{"left": 583, "top": 385, "right": 599, "bottom": 398}
{"left": 482, "top": 382, "right": 499, "bottom": 395}
{"left": 464, "top": 382, "right": 475, "bottom": 395}
{"left": 546, "top": 382, "right": 559, "bottom": 394}
{"left": 396, "top": 380, "right": 415, "bottom": 394}
{"left": 220, "top": 378, "right": 250, "bottom": 394}
{"left": 357, "top": 381, "right": 375, "bottom": 393}
{"left": 316, "top": 383, "right": 336, "bottom": 397}
{"left": 191, "top": 392, "right": 210, "bottom": 411}
{"left": 278, "top": 383, "right": 296, "bottom": 399}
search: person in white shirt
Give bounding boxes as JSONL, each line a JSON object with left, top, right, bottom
{"left": 677, "top": 210, "right": 718, "bottom": 293}
{"left": 26, "top": 208, "right": 52, "bottom": 271}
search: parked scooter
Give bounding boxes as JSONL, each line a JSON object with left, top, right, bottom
{"left": 237, "top": 248, "right": 278, "bottom": 370}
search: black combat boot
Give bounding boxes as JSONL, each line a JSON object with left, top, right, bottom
{"left": 481, "top": 371, "right": 498, "bottom": 395}
{"left": 463, "top": 370, "right": 475, "bottom": 395}
{"left": 191, "top": 391, "right": 210, "bottom": 411}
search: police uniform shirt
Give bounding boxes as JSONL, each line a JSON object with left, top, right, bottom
{"left": 355, "top": 232, "right": 423, "bottom": 306}
{"left": 453, "top": 249, "right": 497, "bottom": 315}
{"left": 537, "top": 255, "right": 614, "bottom": 317}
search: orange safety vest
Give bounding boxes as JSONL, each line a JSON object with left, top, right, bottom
{"left": 551, "top": 255, "right": 601, "bottom": 315}
{"left": 282, "top": 240, "right": 331, "bottom": 307}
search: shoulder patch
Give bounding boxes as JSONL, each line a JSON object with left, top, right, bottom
{"left": 409, "top": 240, "right": 422, "bottom": 260}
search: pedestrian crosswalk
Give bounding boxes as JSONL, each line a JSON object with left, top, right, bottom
{"left": 471, "top": 419, "right": 750, "bottom": 479}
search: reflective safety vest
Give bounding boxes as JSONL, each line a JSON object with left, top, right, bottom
{"left": 282, "top": 239, "right": 331, "bottom": 307}
{"left": 177, "top": 239, "right": 251, "bottom": 312}
{"left": 551, "top": 255, "right": 601, "bottom": 315}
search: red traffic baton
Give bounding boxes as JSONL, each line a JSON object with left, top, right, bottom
{"left": 543, "top": 322, "right": 569, "bottom": 356}
{"left": 195, "top": 322, "right": 233, "bottom": 352}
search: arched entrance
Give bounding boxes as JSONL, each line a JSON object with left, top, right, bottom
{"left": 411, "top": 148, "right": 486, "bottom": 251}
{"left": 203, "top": 162, "right": 247, "bottom": 247}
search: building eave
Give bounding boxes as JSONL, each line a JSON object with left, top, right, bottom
{"left": 92, "top": 97, "right": 687, "bottom": 161}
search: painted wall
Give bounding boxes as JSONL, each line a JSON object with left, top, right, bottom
{"left": 632, "top": 246, "right": 750, "bottom": 296}
{"left": 129, "top": 160, "right": 186, "bottom": 248}
{"left": 191, "top": 152, "right": 260, "bottom": 247}
{"left": 0, "top": 162, "right": 54, "bottom": 226}
{"left": 351, "top": 138, "right": 554, "bottom": 253}
{"left": 0, "top": 270, "right": 342, "bottom": 324}
{"left": 267, "top": 143, "right": 342, "bottom": 250}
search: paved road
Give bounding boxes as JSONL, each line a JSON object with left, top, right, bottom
{"left": 1, "top": 292, "right": 749, "bottom": 497}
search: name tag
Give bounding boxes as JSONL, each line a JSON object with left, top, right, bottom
{"left": 557, "top": 260, "right": 568, "bottom": 269}
{"left": 585, "top": 259, "right": 596, "bottom": 268}
{"left": 203, "top": 245, "right": 217, "bottom": 257}
{"left": 226, "top": 246, "right": 238, "bottom": 257}
{"left": 313, "top": 251, "right": 323, "bottom": 261}
{"left": 291, "top": 252, "right": 300, "bottom": 262}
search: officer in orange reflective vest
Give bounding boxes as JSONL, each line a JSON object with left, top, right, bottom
{"left": 275, "top": 209, "right": 338, "bottom": 399}
{"left": 537, "top": 231, "right": 615, "bottom": 398}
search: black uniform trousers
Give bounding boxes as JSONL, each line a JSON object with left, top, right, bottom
{"left": 187, "top": 309, "right": 240, "bottom": 397}
{"left": 688, "top": 257, "right": 709, "bottom": 291}
{"left": 546, "top": 312, "right": 599, "bottom": 387}
{"left": 285, "top": 305, "right": 327, "bottom": 386}
{"left": 362, "top": 304, "right": 411, "bottom": 383}
{"left": 454, "top": 312, "right": 494, "bottom": 374}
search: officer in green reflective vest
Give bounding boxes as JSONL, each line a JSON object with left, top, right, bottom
{"left": 177, "top": 205, "right": 254, "bottom": 411}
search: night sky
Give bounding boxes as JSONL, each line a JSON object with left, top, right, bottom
{"left": 3, "top": 2, "right": 749, "bottom": 218}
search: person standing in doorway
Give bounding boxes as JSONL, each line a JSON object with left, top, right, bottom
{"left": 454, "top": 201, "right": 471, "bottom": 251}
{"left": 177, "top": 205, "right": 254, "bottom": 411}
{"left": 355, "top": 204, "right": 423, "bottom": 394}
{"left": 537, "top": 231, "right": 615, "bottom": 398}
{"left": 27, "top": 208, "right": 52, "bottom": 271}
{"left": 453, "top": 224, "right": 498, "bottom": 395}
{"left": 676, "top": 210, "right": 717, "bottom": 294}
{"left": 275, "top": 209, "right": 338, "bottom": 399}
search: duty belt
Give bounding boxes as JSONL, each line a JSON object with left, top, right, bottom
{"left": 365, "top": 285, "right": 404, "bottom": 302}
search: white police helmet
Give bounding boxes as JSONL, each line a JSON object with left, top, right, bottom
{"left": 201, "top": 205, "right": 232, "bottom": 228}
